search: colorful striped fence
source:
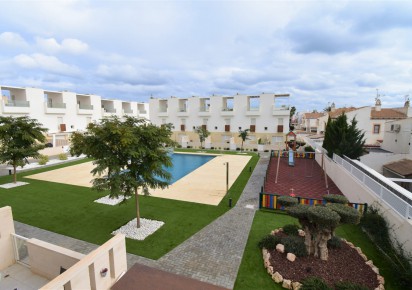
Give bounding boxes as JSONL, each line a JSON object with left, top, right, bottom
{"left": 259, "top": 192, "right": 368, "bottom": 215}
{"left": 272, "top": 151, "right": 315, "bottom": 159}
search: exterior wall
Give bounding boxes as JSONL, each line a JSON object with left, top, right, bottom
{"left": 27, "top": 238, "right": 84, "bottom": 280}
{"left": 0, "top": 85, "right": 149, "bottom": 136}
{"left": 317, "top": 114, "right": 328, "bottom": 134}
{"left": 40, "top": 234, "right": 127, "bottom": 290}
{"left": 0, "top": 206, "right": 16, "bottom": 270}
{"left": 313, "top": 152, "right": 412, "bottom": 253}
{"left": 149, "top": 93, "right": 290, "bottom": 149}
{"left": 381, "top": 118, "right": 412, "bottom": 154}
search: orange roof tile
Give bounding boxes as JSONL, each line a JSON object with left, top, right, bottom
{"left": 303, "top": 112, "right": 325, "bottom": 119}
{"left": 329, "top": 107, "right": 358, "bottom": 118}
{"left": 371, "top": 108, "right": 407, "bottom": 119}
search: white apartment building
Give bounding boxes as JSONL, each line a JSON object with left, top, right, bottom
{"left": 299, "top": 112, "right": 325, "bottom": 132}
{"left": 149, "top": 93, "right": 291, "bottom": 149}
{"left": 316, "top": 99, "right": 412, "bottom": 146}
{"left": 0, "top": 85, "right": 149, "bottom": 145}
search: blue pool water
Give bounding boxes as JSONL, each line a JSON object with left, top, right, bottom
{"left": 166, "top": 153, "right": 215, "bottom": 184}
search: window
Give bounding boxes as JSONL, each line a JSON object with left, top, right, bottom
{"left": 373, "top": 124, "right": 380, "bottom": 134}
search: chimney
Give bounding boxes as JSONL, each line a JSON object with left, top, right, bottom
{"left": 375, "top": 96, "right": 381, "bottom": 112}
{"left": 331, "top": 102, "right": 336, "bottom": 112}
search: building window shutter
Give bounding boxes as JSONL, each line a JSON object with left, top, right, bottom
{"left": 277, "top": 125, "right": 283, "bottom": 133}
{"left": 202, "top": 124, "right": 207, "bottom": 130}
{"left": 250, "top": 125, "right": 256, "bottom": 132}
{"left": 225, "top": 125, "right": 230, "bottom": 132}
{"left": 181, "top": 124, "right": 185, "bottom": 131}
{"left": 60, "top": 124, "right": 66, "bottom": 132}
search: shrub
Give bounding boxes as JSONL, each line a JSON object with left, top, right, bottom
{"left": 327, "top": 203, "right": 360, "bottom": 225}
{"left": 278, "top": 196, "right": 299, "bottom": 207}
{"left": 307, "top": 206, "right": 340, "bottom": 228}
{"left": 323, "top": 194, "right": 348, "bottom": 204}
{"left": 304, "top": 145, "right": 314, "bottom": 152}
{"left": 334, "top": 281, "right": 369, "bottom": 290}
{"left": 253, "top": 148, "right": 258, "bottom": 152}
{"left": 236, "top": 147, "right": 240, "bottom": 151}
{"left": 58, "top": 153, "right": 68, "bottom": 160}
{"left": 301, "top": 277, "right": 332, "bottom": 290}
{"left": 283, "top": 224, "right": 300, "bottom": 236}
{"left": 38, "top": 154, "right": 49, "bottom": 165}
{"left": 211, "top": 147, "right": 215, "bottom": 150}
{"left": 176, "top": 144, "right": 182, "bottom": 148}
{"left": 327, "top": 236, "right": 342, "bottom": 249}
{"left": 258, "top": 234, "right": 282, "bottom": 250}
{"left": 225, "top": 148, "right": 230, "bottom": 150}
{"left": 264, "top": 149, "right": 269, "bottom": 152}
{"left": 281, "top": 236, "right": 307, "bottom": 257}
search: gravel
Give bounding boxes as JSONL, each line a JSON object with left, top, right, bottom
{"left": 112, "top": 218, "right": 165, "bottom": 241}
{"left": 94, "top": 195, "right": 130, "bottom": 205}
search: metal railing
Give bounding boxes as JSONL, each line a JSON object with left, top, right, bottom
{"left": 104, "top": 108, "right": 116, "bottom": 113}
{"left": 11, "top": 233, "right": 30, "bottom": 266}
{"left": 123, "top": 109, "right": 133, "bottom": 113}
{"left": 333, "top": 154, "right": 412, "bottom": 219}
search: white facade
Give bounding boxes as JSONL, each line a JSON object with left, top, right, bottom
{"left": 381, "top": 118, "right": 412, "bottom": 154}
{"left": 149, "top": 93, "right": 291, "bottom": 149}
{"left": 0, "top": 86, "right": 149, "bottom": 140}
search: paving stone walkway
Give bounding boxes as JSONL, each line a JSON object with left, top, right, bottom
{"left": 14, "top": 153, "right": 270, "bottom": 290}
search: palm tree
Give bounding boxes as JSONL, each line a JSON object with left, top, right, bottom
{"left": 238, "top": 129, "right": 250, "bottom": 151}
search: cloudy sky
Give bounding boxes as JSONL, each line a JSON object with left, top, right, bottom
{"left": 1, "top": 0, "right": 411, "bottom": 112}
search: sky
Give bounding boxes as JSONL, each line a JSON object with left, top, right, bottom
{"left": 1, "top": 0, "right": 412, "bottom": 113}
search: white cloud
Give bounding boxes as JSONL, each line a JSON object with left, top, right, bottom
{"left": 36, "top": 37, "right": 88, "bottom": 54}
{"left": 0, "top": 32, "right": 27, "bottom": 47}
{"left": 14, "top": 53, "right": 80, "bottom": 76}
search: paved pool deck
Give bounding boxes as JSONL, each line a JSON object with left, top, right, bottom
{"left": 25, "top": 153, "right": 251, "bottom": 205}
{"left": 15, "top": 153, "right": 269, "bottom": 289}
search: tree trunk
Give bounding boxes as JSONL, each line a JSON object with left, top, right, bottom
{"left": 304, "top": 225, "right": 313, "bottom": 255}
{"left": 135, "top": 187, "right": 141, "bottom": 228}
{"left": 319, "top": 231, "right": 331, "bottom": 261}
{"left": 241, "top": 140, "right": 244, "bottom": 151}
{"left": 13, "top": 164, "right": 17, "bottom": 183}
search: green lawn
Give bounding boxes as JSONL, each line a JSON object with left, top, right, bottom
{"left": 0, "top": 150, "right": 259, "bottom": 260}
{"left": 234, "top": 210, "right": 400, "bottom": 290}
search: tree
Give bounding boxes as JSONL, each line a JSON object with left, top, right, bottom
{"left": 238, "top": 129, "right": 250, "bottom": 151}
{"left": 289, "top": 106, "right": 296, "bottom": 131}
{"left": 322, "top": 113, "right": 365, "bottom": 159}
{"left": 278, "top": 194, "right": 360, "bottom": 261}
{"left": 0, "top": 116, "right": 47, "bottom": 183}
{"left": 70, "top": 116, "right": 176, "bottom": 228}
{"left": 194, "top": 126, "right": 210, "bottom": 148}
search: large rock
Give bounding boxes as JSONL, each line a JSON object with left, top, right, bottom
{"left": 371, "top": 266, "right": 380, "bottom": 274}
{"left": 374, "top": 284, "right": 385, "bottom": 290}
{"left": 377, "top": 275, "right": 385, "bottom": 285}
{"left": 267, "top": 266, "right": 274, "bottom": 275}
{"left": 282, "top": 279, "right": 292, "bottom": 289}
{"left": 366, "top": 260, "right": 374, "bottom": 267}
{"left": 286, "top": 253, "right": 296, "bottom": 262}
{"left": 298, "top": 229, "right": 305, "bottom": 237}
{"left": 276, "top": 244, "right": 285, "bottom": 253}
{"left": 346, "top": 241, "right": 354, "bottom": 247}
{"left": 360, "top": 253, "right": 368, "bottom": 261}
{"left": 272, "top": 272, "right": 283, "bottom": 283}
{"left": 355, "top": 247, "right": 362, "bottom": 254}
{"left": 292, "top": 281, "right": 303, "bottom": 290}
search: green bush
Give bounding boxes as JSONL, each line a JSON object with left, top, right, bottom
{"left": 323, "top": 194, "right": 348, "bottom": 204}
{"left": 308, "top": 206, "right": 340, "bottom": 228}
{"left": 334, "top": 281, "right": 369, "bottom": 290}
{"left": 281, "top": 236, "right": 307, "bottom": 257}
{"left": 327, "top": 236, "right": 342, "bottom": 249}
{"left": 278, "top": 196, "right": 299, "bottom": 207}
{"left": 257, "top": 234, "right": 282, "bottom": 250}
{"left": 282, "top": 224, "right": 300, "bottom": 236}
{"left": 304, "top": 145, "right": 315, "bottom": 152}
{"left": 58, "top": 153, "right": 68, "bottom": 160}
{"left": 301, "top": 277, "right": 332, "bottom": 290}
{"left": 287, "top": 204, "right": 310, "bottom": 220}
{"left": 38, "top": 154, "right": 49, "bottom": 165}
{"left": 176, "top": 144, "right": 182, "bottom": 148}
{"left": 327, "top": 203, "right": 360, "bottom": 225}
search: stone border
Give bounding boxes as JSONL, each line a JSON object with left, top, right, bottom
{"left": 112, "top": 218, "right": 164, "bottom": 241}
{"left": 94, "top": 195, "right": 131, "bottom": 206}
{"left": 262, "top": 228, "right": 385, "bottom": 290}
{"left": 0, "top": 181, "right": 29, "bottom": 189}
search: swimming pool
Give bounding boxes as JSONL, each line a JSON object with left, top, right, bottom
{"left": 166, "top": 153, "right": 215, "bottom": 184}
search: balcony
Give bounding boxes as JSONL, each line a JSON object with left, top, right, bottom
{"left": 103, "top": 107, "right": 116, "bottom": 116}
{"left": 177, "top": 108, "right": 189, "bottom": 117}
{"left": 272, "top": 105, "right": 290, "bottom": 116}
{"left": 220, "top": 108, "right": 235, "bottom": 116}
{"left": 45, "top": 102, "right": 66, "bottom": 114}
{"left": 123, "top": 108, "right": 134, "bottom": 115}
{"left": 2, "top": 100, "right": 30, "bottom": 113}
{"left": 198, "top": 106, "right": 210, "bottom": 116}
{"left": 246, "top": 107, "right": 260, "bottom": 116}
{"left": 158, "top": 109, "right": 168, "bottom": 117}
{"left": 77, "top": 104, "right": 94, "bottom": 115}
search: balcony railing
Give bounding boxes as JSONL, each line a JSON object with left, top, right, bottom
{"left": 5, "top": 100, "right": 30, "bottom": 107}
{"left": 123, "top": 109, "right": 133, "bottom": 114}
{"left": 222, "top": 108, "right": 233, "bottom": 111}
{"left": 79, "top": 104, "right": 93, "bottom": 110}
{"left": 199, "top": 107, "right": 210, "bottom": 112}
{"left": 104, "top": 108, "right": 116, "bottom": 113}
{"left": 139, "top": 110, "right": 147, "bottom": 114}
{"left": 47, "top": 102, "right": 66, "bottom": 109}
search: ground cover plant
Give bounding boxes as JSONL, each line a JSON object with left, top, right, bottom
{"left": 234, "top": 210, "right": 401, "bottom": 290}
{"left": 0, "top": 149, "right": 259, "bottom": 260}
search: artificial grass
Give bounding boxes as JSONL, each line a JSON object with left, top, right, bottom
{"left": 0, "top": 151, "right": 259, "bottom": 260}
{"left": 234, "top": 210, "right": 401, "bottom": 290}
